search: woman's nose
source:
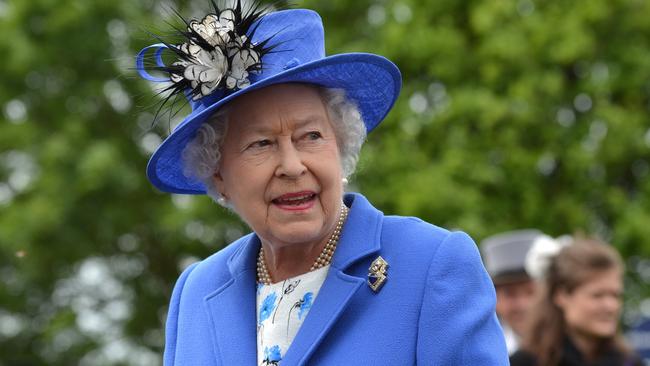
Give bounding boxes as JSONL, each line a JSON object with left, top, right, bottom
{"left": 607, "top": 296, "right": 621, "bottom": 311}
{"left": 275, "top": 141, "right": 306, "bottom": 178}
{"left": 602, "top": 294, "right": 621, "bottom": 314}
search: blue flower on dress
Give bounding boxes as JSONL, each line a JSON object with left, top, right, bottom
{"left": 298, "top": 292, "right": 313, "bottom": 319}
{"left": 263, "top": 345, "right": 282, "bottom": 364}
{"left": 259, "top": 292, "right": 277, "bottom": 324}
{"left": 256, "top": 282, "right": 264, "bottom": 295}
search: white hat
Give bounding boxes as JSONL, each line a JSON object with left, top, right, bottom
{"left": 481, "top": 229, "right": 543, "bottom": 285}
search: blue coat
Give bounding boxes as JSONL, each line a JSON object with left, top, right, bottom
{"left": 164, "top": 193, "right": 509, "bottom": 365}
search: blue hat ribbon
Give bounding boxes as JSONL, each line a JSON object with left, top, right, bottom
{"left": 136, "top": 43, "right": 170, "bottom": 83}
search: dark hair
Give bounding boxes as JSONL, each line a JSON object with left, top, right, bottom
{"left": 521, "top": 237, "right": 631, "bottom": 365}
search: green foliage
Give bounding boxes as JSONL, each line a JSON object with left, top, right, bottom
{"left": 1, "top": 0, "right": 649, "bottom": 363}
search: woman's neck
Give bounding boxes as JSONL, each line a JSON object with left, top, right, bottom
{"left": 262, "top": 240, "right": 327, "bottom": 282}
{"left": 566, "top": 329, "right": 607, "bottom": 362}
{"left": 258, "top": 203, "right": 348, "bottom": 283}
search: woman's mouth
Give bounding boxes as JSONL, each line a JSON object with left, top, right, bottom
{"left": 272, "top": 192, "right": 316, "bottom": 210}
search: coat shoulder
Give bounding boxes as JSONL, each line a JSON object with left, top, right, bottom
{"left": 382, "top": 215, "right": 450, "bottom": 242}
{"left": 380, "top": 215, "right": 474, "bottom": 259}
{"left": 377, "top": 215, "right": 484, "bottom": 280}
{"left": 179, "top": 233, "right": 254, "bottom": 298}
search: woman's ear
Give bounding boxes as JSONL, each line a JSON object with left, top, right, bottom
{"left": 213, "top": 170, "right": 227, "bottom": 199}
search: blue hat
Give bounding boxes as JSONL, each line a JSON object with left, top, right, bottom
{"left": 136, "top": 7, "right": 402, "bottom": 194}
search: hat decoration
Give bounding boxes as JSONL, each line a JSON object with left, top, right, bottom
{"left": 137, "top": 0, "right": 283, "bottom": 118}
{"left": 524, "top": 234, "right": 573, "bottom": 280}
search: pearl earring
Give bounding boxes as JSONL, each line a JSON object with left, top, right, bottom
{"left": 217, "top": 196, "right": 227, "bottom": 206}
{"left": 342, "top": 177, "right": 349, "bottom": 185}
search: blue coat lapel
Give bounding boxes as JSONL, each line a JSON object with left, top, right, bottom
{"left": 280, "top": 269, "right": 365, "bottom": 365}
{"left": 282, "top": 193, "right": 384, "bottom": 365}
{"left": 204, "top": 235, "right": 260, "bottom": 366}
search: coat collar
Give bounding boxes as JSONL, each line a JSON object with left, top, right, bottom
{"left": 331, "top": 193, "right": 383, "bottom": 270}
{"left": 204, "top": 192, "right": 384, "bottom": 366}
{"left": 204, "top": 234, "right": 259, "bottom": 366}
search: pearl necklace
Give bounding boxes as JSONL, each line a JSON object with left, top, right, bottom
{"left": 257, "top": 203, "right": 349, "bottom": 285}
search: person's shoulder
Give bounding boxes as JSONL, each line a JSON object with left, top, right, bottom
{"left": 622, "top": 351, "right": 644, "bottom": 366}
{"left": 348, "top": 192, "right": 455, "bottom": 256}
{"left": 348, "top": 193, "right": 481, "bottom": 270}
{"left": 382, "top": 215, "right": 450, "bottom": 245}
{"left": 380, "top": 215, "right": 484, "bottom": 274}
{"left": 509, "top": 349, "right": 538, "bottom": 366}
{"left": 203, "top": 233, "right": 252, "bottom": 267}
{"left": 631, "top": 355, "right": 645, "bottom": 366}
{"left": 381, "top": 215, "right": 476, "bottom": 256}
{"left": 174, "top": 233, "right": 254, "bottom": 295}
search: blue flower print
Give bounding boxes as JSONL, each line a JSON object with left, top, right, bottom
{"left": 263, "top": 345, "right": 282, "bottom": 365}
{"left": 259, "top": 292, "right": 277, "bottom": 324}
{"left": 257, "top": 282, "right": 264, "bottom": 295}
{"left": 298, "top": 292, "right": 313, "bottom": 319}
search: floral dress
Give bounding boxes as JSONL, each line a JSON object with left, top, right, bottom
{"left": 256, "top": 266, "right": 329, "bottom": 366}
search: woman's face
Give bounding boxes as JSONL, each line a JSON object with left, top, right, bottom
{"left": 555, "top": 268, "right": 623, "bottom": 341}
{"left": 214, "top": 83, "right": 344, "bottom": 250}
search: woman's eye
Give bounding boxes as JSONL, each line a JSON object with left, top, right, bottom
{"left": 249, "top": 139, "right": 272, "bottom": 149}
{"left": 306, "top": 131, "right": 322, "bottom": 140}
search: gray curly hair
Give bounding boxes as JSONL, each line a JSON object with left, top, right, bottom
{"left": 181, "top": 87, "right": 367, "bottom": 204}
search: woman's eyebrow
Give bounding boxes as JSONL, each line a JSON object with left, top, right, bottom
{"left": 292, "top": 115, "right": 327, "bottom": 129}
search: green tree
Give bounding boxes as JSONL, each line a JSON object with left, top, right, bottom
{"left": 1, "top": 0, "right": 649, "bottom": 364}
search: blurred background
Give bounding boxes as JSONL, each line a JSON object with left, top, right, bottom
{"left": 1, "top": 0, "right": 650, "bottom": 364}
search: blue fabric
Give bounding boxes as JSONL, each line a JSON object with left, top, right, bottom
{"left": 264, "top": 345, "right": 282, "bottom": 363}
{"left": 135, "top": 43, "right": 168, "bottom": 82}
{"left": 258, "top": 292, "right": 277, "bottom": 324}
{"left": 297, "top": 292, "right": 313, "bottom": 320}
{"left": 163, "top": 193, "right": 509, "bottom": 365}
{"left": 136, "top": 9, "right": 402, "bottom": 194}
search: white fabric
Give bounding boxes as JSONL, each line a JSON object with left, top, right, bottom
{"left": 525, "top": 234, "right": 572, "bottom": 280}
{"left": 256, "top": 266, "right": 329, "bottom": 365}
{"left": 501, "top": 323, "right": 520, "bottom": 355}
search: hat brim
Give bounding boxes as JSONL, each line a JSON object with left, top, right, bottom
{"left": 491, "top": 269, "right": 533, "bottom": 286}
{"left": 147, "top": 52, "right": 402, "bottom": 194}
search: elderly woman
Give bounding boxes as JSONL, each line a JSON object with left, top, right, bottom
{"left": 511, "top": 237, "right": 641, "bottom": 366}
{"left": 137, "top": 3, "right": 508, "bottom": 365}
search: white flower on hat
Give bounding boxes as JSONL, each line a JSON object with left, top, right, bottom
{"left": 141, "top": 2, "right": 279, "bottom": 106}
{"left": 226, "top": 47, "right": 261, "bottom": 89}
{"left": 170, "top": 43, "right": 201, "bottom": 84}
{"left": 525, "top": 234, "right": 573, "bottom": 280}
{"left": 182, "top": 46, "right": 229, "bottom": 99}
{"left": 189, "top": 10, "right": 235, "bottom": 47}
{"left": 170, "top": 8, "right": 267, "bottom": 98}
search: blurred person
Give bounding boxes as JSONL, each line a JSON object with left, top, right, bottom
{"left": 510, "top": 237, "right": 642, "bottom": 366}
{"left": 482, "top": 229, "right": 542, "bottom": 354}
{"left": 135, "top": 1, "right": 508, "bottom": 365}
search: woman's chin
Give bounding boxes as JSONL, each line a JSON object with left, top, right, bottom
{"left": 267, "top": 221, "right": 326, "bottom": 246}
{"left": 585, "top": 323, "right": 619, "bottom": 340}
